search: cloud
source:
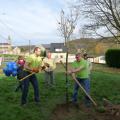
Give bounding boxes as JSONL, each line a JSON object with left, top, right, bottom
{"left": 0, "top": 0, "right": 61, "bottom": 45}
{"left": 0, "top": 0, "right": 79, "bottom": 45}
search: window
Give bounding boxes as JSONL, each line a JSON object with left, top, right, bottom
{"left": 55, "top": 48, "right": 63, "bottom": 52}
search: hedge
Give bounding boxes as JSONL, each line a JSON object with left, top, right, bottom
{"left": 105, "top": 49, "right": 120, "bottom": 68}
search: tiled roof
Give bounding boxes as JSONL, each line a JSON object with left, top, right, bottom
{"left": 0, "top": 43, "right": 10, "bottom": 45}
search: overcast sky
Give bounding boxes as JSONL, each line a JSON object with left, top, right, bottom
{"left": 0, "top": 0, "right": 81, "bottom": 46}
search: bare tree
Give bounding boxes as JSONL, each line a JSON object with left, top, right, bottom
{"left": 58, "top": 8, "right": 79, "bottom": 104}
{"left": 58, "top": 8, "right": 79, "bottom": 46}
{"left": 77, "top": 0, "right": 120, "bottom": 42}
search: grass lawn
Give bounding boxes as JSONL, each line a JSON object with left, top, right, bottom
{"left": 0, "top": 63, "right": 120, "bottom": 120}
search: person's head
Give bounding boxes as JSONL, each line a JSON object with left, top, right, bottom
{"left": 18, "top": 55, "right": 24, "bottom": 60}
{"left": 83, "top": 53, "right": 88, "bottom": 60}
{"left": 34, "top": 47, "right": 41, "bottom": 56}
{"left": 46, "top": 51, "right": 51, "bottom": 59}
{"left": 75, "top": 53, "right": 82, "bottom": 62}
{"left": 17, "top": 56, "right": 25, "bottom": 66}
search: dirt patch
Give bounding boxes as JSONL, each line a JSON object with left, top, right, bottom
{"left": 51, "top": 102, "right": 120, "bottom": 120}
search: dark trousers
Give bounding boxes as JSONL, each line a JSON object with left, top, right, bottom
{"left": 15, "top": 82, "right": 23, "bottom": 92}
{"left": 21, "top": 72, "right": 40, "bottom": 104}
{"left": 44, "top": 71, "right": 54, "bottom": 86}
{"left": 72, "top": 77, "right": 90, "bottom": 104}
{"left": 15, "top": 68, "right": 24, "bottom": 92}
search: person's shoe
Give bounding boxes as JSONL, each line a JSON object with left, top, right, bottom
{"left": 21, "top": 103, "right": 27, "bottom": 107}
{"left": 35, "top": 102, "right": 41, "bottom": 107}
{"left": 70, "top": 99, "right": 77, "bottom": 104}
{"left": 74, "top": 102, "right": 79, "bottom": 109}
{"left": 50, "top": 85, "right": 56, "bottom": 89}
{"left": 15, "top": 87, "right": 19, "bottom": 92}
{"left": 70, "top": 100, "right": 79, "bottom": 109}
{"left": 85, "top": 102, "right": 91, "bottom": 108}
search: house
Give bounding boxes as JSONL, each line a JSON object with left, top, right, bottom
{"left": 49, "top": 43, "right": 66, "bottom": 62}
{"left": 49, "top": 43, "right": 76, "bottom": 63}
{"left": 12, "top": 47, "right": 21, "bottom": 54}
{"left": 50, "top": 43, "right": 67, "bottom": 53}
{"left": 0, "top": 43, "right": 11, "bottom": 54}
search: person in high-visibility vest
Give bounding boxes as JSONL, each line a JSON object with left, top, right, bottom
{"left": 21, "top": 47, "right": 43, "bottom": 106}
{"left": 67, "top": 53, "right": 91, "bottom": 107}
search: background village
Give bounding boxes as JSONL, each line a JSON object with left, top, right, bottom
{"left": 1, "top": 35, "right": 118, "bottom": 65}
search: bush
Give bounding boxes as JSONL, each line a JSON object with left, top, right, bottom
{"left": 105, "top": 49, "right": 120, "bottom": 68}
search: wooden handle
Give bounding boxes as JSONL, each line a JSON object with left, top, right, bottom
{"left": 19, "top": 73, "right": 35, "bottom": 81}
{"left": 72, "top": 74, "right": 97, "bottom": 106}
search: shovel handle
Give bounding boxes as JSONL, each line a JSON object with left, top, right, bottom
{"left": 72, "top": 74, "right": 97, "bottom": 107}
{"left": 19, "top": 72, "right": 35, "bottom": 81}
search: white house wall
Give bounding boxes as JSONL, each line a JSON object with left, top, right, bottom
{"left": 51, "top": 53, "right": 75, "bottom": 63}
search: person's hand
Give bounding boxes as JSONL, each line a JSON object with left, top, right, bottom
{"left": 65, "top": 70, "right": 72, "bottom": 75}
{"left": 41, "top": 66, "right": 46, "bottom": 70}
{"left": 44, "top": 63, "right": 50, "bottom": 67}
{"left": 31, "top": 68, "right": 39, "bottom": 73}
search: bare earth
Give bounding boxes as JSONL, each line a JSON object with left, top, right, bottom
{"left": 51, "top": 102, "right": 120, "bottom": 120}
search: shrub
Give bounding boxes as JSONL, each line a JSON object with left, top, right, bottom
{"left": 105, "top": 49, "right": 120, "bottom": 68}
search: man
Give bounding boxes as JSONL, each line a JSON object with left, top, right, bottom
{"left": 43, "top": 51, "right": 56, "bottom": 87}
{"left": 67, "top": 53, "right": 91, "bottom": 107}
{"left": 21, "top": 47, "right": 43, "bottom": 106}
{"left": 83, "top": 53, "right": 92, "bottom": 79}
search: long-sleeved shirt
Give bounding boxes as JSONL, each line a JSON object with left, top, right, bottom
{"left": 42, "top": 57, "right": 56, "bottom": 72}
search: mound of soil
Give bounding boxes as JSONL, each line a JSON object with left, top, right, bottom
{"left": 51, "top": 102, "right": 120, "bottom": 120}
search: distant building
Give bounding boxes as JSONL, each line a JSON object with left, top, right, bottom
{"left": 50, "top": 43, "right": 67, "bottom": 53}
{"left": 0, "top": 43, "right": 11, "bottom": 54}
{"left": 49, "top": 43, "right": 70, "bottom": 63}
{"left": 12, "top": 47, "right": 21, "bottom": 54}
{"left": 93, "top": 56, "right": 106, "bottom": 64}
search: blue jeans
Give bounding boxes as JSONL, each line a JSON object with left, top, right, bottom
{"left": 21, "top": 72, "right": 40, "bottom": 104}
{"left": 72, "top": 77, "right": 90, "bottom": 103}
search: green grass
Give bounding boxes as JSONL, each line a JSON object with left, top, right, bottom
{"left": 0, "top": 64, "right": 120, "bottom": 120}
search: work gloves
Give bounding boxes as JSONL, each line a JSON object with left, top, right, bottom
{"left": 31, "top": 68, "right": 39, "bottom": 73}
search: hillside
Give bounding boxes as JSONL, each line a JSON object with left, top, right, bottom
{"left": 68, "top": 37, "right": 120, "bottom": 56}
{"left": 12, "top": 37, "right": 120, "bottom": 56}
